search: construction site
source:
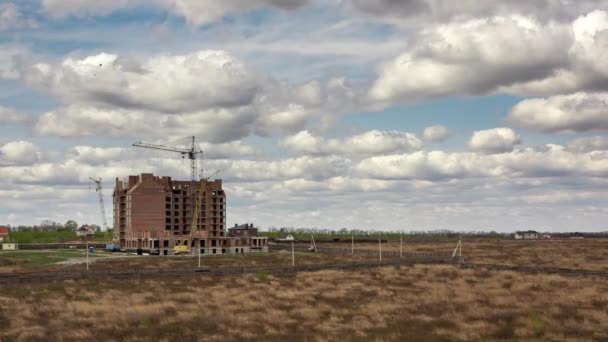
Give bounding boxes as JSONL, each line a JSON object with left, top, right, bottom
{"left": 85, "top": 137, "right": 268, "bottom": 256}
{"left": 114, "top": 173, "right": 267, "bottom": 255}
{"left": 1, "top": 136, "right": 608, "bottom": 340}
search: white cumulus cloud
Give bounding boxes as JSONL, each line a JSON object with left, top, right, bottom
{"left": 356, "top": 145, "right": 608, "bottom": 181}
{"left": 423, "top": 125, "right": 452, "bottom": 142}
{"left": 469, "top": 128, "right": 521, "bottom": 154}
{"left": 508, "top": 92, "right": 608, "bottom": 133}
{"left": 0, "top": 141, "right": 42, "bottom": 166}
{"left": 29, "top": 50, "right": 346, "bottom": 142}
{"left": 567, "top": 136, "right": 608, "bottom": 153}
{"left": 280, "top": 130, "right": 423, "bottom": 157}
{"left": 369, "top": 15, "right": 571, "bottom": 103}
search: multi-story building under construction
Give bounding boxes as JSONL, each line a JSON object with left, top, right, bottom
{"left": 113, "top": 173, "right": 268, "bottom": 255}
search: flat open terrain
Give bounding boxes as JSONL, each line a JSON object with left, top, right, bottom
{"left": 0, "top": 249, "right": 111, "bottom": 272}
{"left": 1, "top": 265, "right": 607, "bottom": 341}
{"left": 323, "top": 238, "right": 608, "bottom": 271}
{"left": 1, "top": 239, "right": 607, "bottom": 340}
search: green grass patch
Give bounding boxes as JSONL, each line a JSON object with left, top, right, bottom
{"left": 0, "top": 250, "right": 102, "bottom": 268}
{"left": 528, "top": 311, "right": 545, "bottom": 336}
{"left": 256, "top": 270, "right": 268, "bottom": 282}
{"left": 139, "top": 317, "right": 152, "bottom": 329}
{"left": 7, "top": 231, "right": 112, "bottom": 244}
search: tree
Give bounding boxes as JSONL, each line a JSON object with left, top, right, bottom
{"left": 64, "top": 220, "right": 78, "bottom": 231}
{"left": 40, "top": 220, "right": 63, "bottom": 231}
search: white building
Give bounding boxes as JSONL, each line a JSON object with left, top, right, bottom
{"left": 514, "top": 230, "right": 539, "bottom": 240}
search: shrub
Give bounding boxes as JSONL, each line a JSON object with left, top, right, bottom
{"left": 256, "top": 270, "right": 268, "bottom": 282}
{"left": 139, "top": 317, "right": 152, "bottom": 329}
{"left": 528, "top": 311, "right": 545, "bottom": 336}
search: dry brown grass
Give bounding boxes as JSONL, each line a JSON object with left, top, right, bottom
{"left": 1, "top": 265, "right": 607, "bottom": 341}
{"left": 333, "top": 238, "right": 608, "bottom": 271}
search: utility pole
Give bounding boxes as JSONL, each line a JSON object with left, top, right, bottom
{"left": 292, "top": 241, "right": 295, "bottom": 267}
{"left": 351, "top": 233, "right": 354, "bottom": 255}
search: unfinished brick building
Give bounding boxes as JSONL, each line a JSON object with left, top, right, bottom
{"left": 113, "top": 173, "right": 268, "bottom": 255}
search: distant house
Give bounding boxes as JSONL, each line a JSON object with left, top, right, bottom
{"left": 76, "top": 225, "right": 96, "bottom": 237}
{"left": 514, "top": 230, "right": 539, "bottom": 240}
{"left": 277, "top": 233, "right": 295, "bottom": 241}
{"left": 540, "top": 233, "right": 552, "bottom": 240}
{"left": 228, "top": 223, "right": 259, "bottom": 238}
{"left": 0, "top": 226, "right": 9, "bottom": 242}
{"left": 570, "top": 232, "right": 585, "bottom": 239}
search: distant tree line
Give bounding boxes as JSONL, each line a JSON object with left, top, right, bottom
{"left": 8, "top": 220, "right": 101, "bottom": 232}
{"left": 260, "top": 227, "right": 608, "bottom": 240}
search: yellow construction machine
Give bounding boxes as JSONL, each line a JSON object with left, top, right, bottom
{"left": 173, "top": 170, "right": 219, "bottom": 255}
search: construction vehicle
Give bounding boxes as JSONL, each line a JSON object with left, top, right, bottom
{"left": 173, "top": 170, "right": 220, "bottom": 255}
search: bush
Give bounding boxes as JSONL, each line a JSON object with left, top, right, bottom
{"left": 256, "top": 270, "right": 268, "bottom": 282}
{"left": 528, "top": 311, "right": 545, "bottom": 336}
{"left": 139, "top": 317, "right": 152, "bottom": 329}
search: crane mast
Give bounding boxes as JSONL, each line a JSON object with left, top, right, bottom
{"left": 133, "top": 136, "right": 203, "bottom": 180}
{"left": 89, "top": 177, "right": 108, "bottom": 231}
{"left": 174, "top": 170, "right": 220, "bottom": 255}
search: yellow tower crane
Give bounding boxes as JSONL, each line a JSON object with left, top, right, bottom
{"left": 173, "top": 170, "right": 220, "bottom": 255}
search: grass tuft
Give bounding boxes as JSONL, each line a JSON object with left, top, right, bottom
{"left": 528, "top": 311, "right": 545, "bottom": 336}
{"left": 256, "top": 270, "right": 268, "bottom": 282}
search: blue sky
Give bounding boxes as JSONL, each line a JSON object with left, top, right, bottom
{"left": 1, "top": 0, "right": 607, "bottom": 231}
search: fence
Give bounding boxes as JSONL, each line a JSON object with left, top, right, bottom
{"left": 0, "top": 257, "right": 457, "bottom": 284}
{"left": 269, "top": 244, "right": 456, "bottom": 262}
{"left": 16, "top": 243, "right": 107, "bottom": 250}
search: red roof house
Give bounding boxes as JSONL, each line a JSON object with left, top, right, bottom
{"left": 0, "top": 226, "right": 9, "bottom": 240}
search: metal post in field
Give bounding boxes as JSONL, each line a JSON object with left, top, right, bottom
{"left": 292, "top": 241, "right": 295, "bottom": 267}
{"left": 459, "top": 235, "right": 462, "bottom": 258}
{"left": 351, "top": 233, "right": 354, "bottom": 255}
{"left": 379, "top": 233, "right": 382, "bottom": 263}
{"left": 86, "top": 239, "right": 89, "bottom": 271}
{"left": 400, "top": 232, "right": 403, "bottom": 259}
{"left": 198, "top": 242, "right": 201, "bottom": 268}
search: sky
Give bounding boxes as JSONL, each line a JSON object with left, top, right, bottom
{"left": 0, "top": 0, "right": 607, "bottom": 232}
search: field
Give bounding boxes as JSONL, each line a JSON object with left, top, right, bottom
{"left": 0, "top": 249, "right": 108, "bottom": 271}
{"left": 325, "top": 238, "right": 608, "bottom": 271}
{"left": 0, "top": 239, "right": 607, "bottom": 341}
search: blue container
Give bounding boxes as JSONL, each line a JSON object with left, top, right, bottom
{"left": 105, "top": 243, "right": 120, "bottom": 252}
{"left": 89, "top": 246, "right": 94, "bottom": 254}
